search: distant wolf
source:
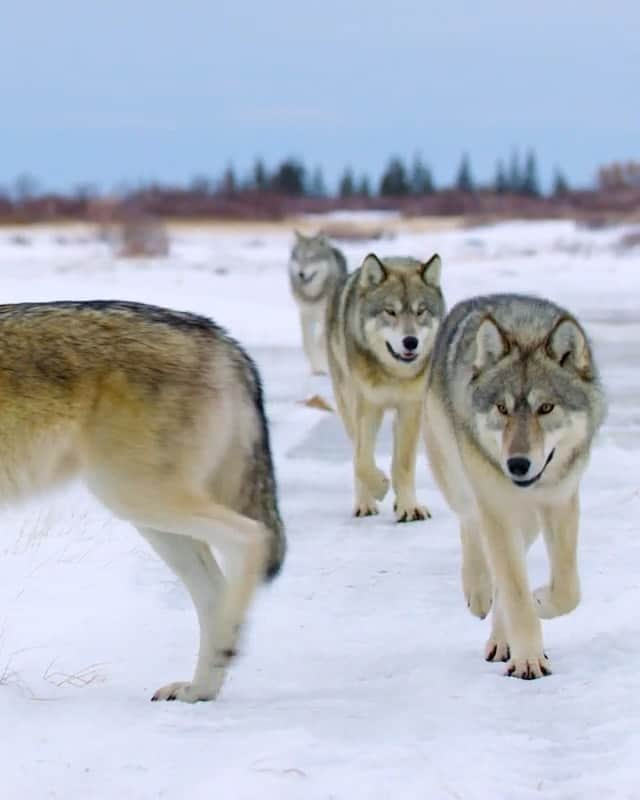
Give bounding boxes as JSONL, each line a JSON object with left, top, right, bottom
{"left": 424, "top": 294, "right": 605, "bottom": 679}
{"left": 288, "top": 231, "right": 348, "bottom": 374}
{"left": 327, "top": 252, "right": 444, "bottom": 521}
{"left": 0, "top": 300, "right": 285, "bottom": 702}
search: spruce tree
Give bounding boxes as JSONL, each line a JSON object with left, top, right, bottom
{"left": 252, "top": 158, "right": 268, "bottom": 191}
{"left": 339, "top": 167, "right": 355, "bottom": 198}
{"left": 494, "top": 159, "right": 508, "bottom": 194}
{"left": 310, "top": 166, "right": 327, "bottom": 197}
{"left": 221, "top": 163, "right": 236, "bottom": 195}
{"left": 272, "top": 159, "right": 306, "bottom": 195}
{"left": 379, "top": 157, "right": 409, "bottom": 196}
{"left": 522, "top": 149, "right": 540, "bottom": 196}
{"left": 552, "top": 168, "right": 570, "bottom": 196}
{"left": 455, "top": 153, "right": 474, "bottom": 192}
{"left": 411, "top": 155, "right": 435, "bottom": 194}
{"left": 508, "top": 150, "right": 522, "bottom": 193}
{"left": 357, "top": 174, "right": 371, "bottom": 197}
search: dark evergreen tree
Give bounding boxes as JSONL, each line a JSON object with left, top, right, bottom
{"left": 339, "top": 167, "right": 355, "bottom": 198}
{"left": 411, "top": 154, "right": 434, "bottom": 194}
{"left": 309, "top": 166, "right": 327, "bottom": 197}
{"left": 271, "top": 158, "right": 307, "bottom": 195}
{"left": 455, "top": 153, "right": 474, "bottom": 192}
{"left": 508, "top": 150, "right": 522, "bottom": 193}
{"left": 252, "top": 158, "right": 268, "bottom": 191}
{"left": 220, "top": 163, "right": 237, "bottom": 195}
{"left": 552, "top": 168, "right": 570, "bottom": 196}
{"left": 521, "top": 149, "right": 541, "bottom": 196}
{"left": 494, "top": 159, "right": 509, "bottom": 194}
{"left": 379, "top": 157, "right": 409, "bottom": 196}
{"left": 357, "top": 174, "right": 371, "bottom": 197}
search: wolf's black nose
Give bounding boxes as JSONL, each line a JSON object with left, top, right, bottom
{"left": 403, "top": 336, "right": 418, "bottom": 351}
{"left": 507, "top": 457, "right": 531, "bottom": 477}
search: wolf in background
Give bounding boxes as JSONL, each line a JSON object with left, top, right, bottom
{"left": 424, "top": 294, "right": 605, "bottom": 679}
{"left": 288, "top": 231, "right": 348, "bottom": 374}
{"left": 0, "top": 300, "right": 286, "bottom": 702}
{"left": 327, "top": 252, "right": 444, "bottom": 521}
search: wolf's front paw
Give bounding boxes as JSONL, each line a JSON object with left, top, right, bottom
{"left": 484, "top": 637, "right": 510, "bottom": 662}
{"left": 504, "top": 653, "right": 552, "bottom": 680}
{"left": 354, "top": 501, "right": 379, "bottom": 517}
{"left": 151, "top": 680, "right": 220, "bottom": 703}
{"left": 533, "top": 583, "right": 580, "bottom": 619}
{"left": 393, "top": 499, "right": 431, "bottom": 523}
{"left": 359, "top": 467, "right": 389, "bottom": 501}
{"left": 464, "top": 569, "right": 493, "bottom": 619}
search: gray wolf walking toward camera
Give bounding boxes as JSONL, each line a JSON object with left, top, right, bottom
{"left": 327, "top": 253, "right": 444, "bottom": 521}
{"left": 0, "top": 300, "right": 285, "bottom": 702}
{"left": 288, "top": 231, "right": 348, "bottom": 374}
{"left": 424, "top": 294, "right": 605, "bottom": 679}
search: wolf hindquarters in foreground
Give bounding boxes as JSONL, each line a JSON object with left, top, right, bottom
{"left": 288, "top": 231, "right": 348, "bottom": 374}
{"left": 424, "top": 293, "right": 605, "bottom": 679}
{"left": 327, "top": 252, "right": 445, "bottom": 521}
{"left": 0, "top": 300, "right": 286, "bottom": 702}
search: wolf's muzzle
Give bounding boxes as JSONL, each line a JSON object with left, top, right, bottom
{"left": 511, "top": 449, "right": 555, "bottom": 488}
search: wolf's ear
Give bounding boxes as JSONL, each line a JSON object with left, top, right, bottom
{"left": 546, "top": 317, "right": 591, "bottom": 375}
{"left": 474, "top": 316, "right": 509, "bottom": 372}
{"left": 294, "top": 229, "right": 305, "bottom": 242}
{"left": 360, "top": 253, "right": 387, "bottom": 287}
{"left": 421, "top": 253, "right": 441, "bottom": 287}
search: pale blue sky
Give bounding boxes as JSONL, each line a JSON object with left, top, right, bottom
{"left": 1, "top": 0, "right": 638, "bottom": 192}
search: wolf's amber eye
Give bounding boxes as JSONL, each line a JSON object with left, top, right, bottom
{"left": 416, "top": 306, "right": 427, "bottom": 316}
{"left": 496, "top": 403, "right": 509, "bottom": 415}
{"left": 384, "top": 308, "right": 397, "bottom": 317}
{"left": 538, "top": 402, "right": 555, "bottom": 415}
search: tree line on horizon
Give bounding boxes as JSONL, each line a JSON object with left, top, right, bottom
{"left": 199, "top": 149, "right": 571, "bottom": 199}
{"left": 3, "top": 149, "right": 572, "bottom": 204}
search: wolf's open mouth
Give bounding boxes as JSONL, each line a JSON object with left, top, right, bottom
{"left": 386, "top": 342, "right": 418, "bottom": 362}
{"left": 512, "top": 449, "right": 555, "bottom": 488}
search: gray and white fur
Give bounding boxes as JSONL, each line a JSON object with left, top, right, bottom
{"left": 288, "top": 231, "right": 348, "bottom": 374}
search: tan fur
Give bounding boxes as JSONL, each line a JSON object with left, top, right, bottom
{"left": 0, "top": 301, "right": 285, "bottom": 702}
{"left": 327, "top": 253, "right": 445, "bottom": 521}
{"left": 425, "top": 293, "right": 605, "bottom": 680}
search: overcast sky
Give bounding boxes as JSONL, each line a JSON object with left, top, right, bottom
{"left": 1, "top": 0, "right": 638, "bottom": 192}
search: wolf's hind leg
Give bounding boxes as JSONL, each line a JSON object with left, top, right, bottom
{"left": 138, "top": 528, "right": 229, "bottom": 702}
{"left": 125, "top": 500, "right": 268, "bottom": 702}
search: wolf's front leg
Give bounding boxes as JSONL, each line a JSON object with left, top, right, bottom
{"left": 312, "top": 305, "right": 329, "bottom": 375}
{"left": 460, "top": 519, "right": 492, "bottom": 618}
{"left": 353, "top": 400, "right": 388, "bottom": 516}
{"left": 391, "top": 404, "right": 430, "bottom": 522}
{"left": 484, "top": 590, "right": 510, "bottom": 662}
{"left": 300, "top": 309, "right": 326, "bottom": 374}
{"left": 534, "top": 493, "right": 581, "bottom": 618}
{"left": 478, "top": 508, "right": 551, "bottom": 679}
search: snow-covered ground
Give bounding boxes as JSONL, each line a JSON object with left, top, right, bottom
{"left": 0, "top": 218, "right": 638, "bottom": 799}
